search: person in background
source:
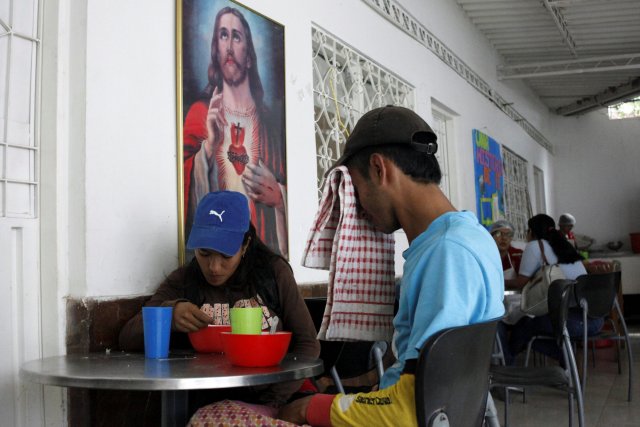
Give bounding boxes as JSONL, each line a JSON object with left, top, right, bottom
{"left": 119, "top": 191, "right": 319, "bottom": 415}
{"left": 558, "top": 213, "right": 577, "bottom": 249}
{"left": 502, "top": 214, "right": 602, "bottom": 364}
{"left": 277, "top": 105, "right": 504, "bottom": 426}
{"left": 490, "top": 219, "right": 523, "bottom": 280}
{"left": 558, "top": 213, "right": 610, "bottom": 273}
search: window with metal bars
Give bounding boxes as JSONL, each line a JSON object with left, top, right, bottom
{"left": 501, "top": 147, "right": 532, "bottom": 241}
{"left": 0, "top": 1, "right": 39, "bottom": 218}
{"left": 311, "top": 26, "right": 415, "bottom": 197}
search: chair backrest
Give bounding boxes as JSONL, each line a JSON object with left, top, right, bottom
{"left": 547, "top": 279, "right": 576, "bottom": 341}
{"left": 415, "top": 319, "right": 499, "bottom": 427}
{"left": 573, "top": 272, "right": 620, "bottom": 318}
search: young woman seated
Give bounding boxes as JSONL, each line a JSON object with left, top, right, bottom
{"left": 119, "top": 191, "right": 320, "bottom": 416}
{"left": 501, "top": 214, "right": 603, "bottom": 365}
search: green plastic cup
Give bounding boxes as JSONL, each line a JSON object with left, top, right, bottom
{"left": 230, "top": 307, "right": 263, "bottom": 334}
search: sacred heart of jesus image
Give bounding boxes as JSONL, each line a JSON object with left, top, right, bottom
{"left": 228, "top": 122, "right": 249, "bottom": 175}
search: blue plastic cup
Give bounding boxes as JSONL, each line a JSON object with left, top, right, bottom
{"left": 144, "top": 359, "right": 171, "bottom": 377}
{"left": 142, "top": 306, "right": 172, "bottom": 359}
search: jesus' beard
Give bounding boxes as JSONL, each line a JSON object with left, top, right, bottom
{"left": 221, "top": 57, "right": 249, "bottom": 87}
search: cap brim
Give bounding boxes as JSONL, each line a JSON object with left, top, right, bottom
{"left": 324, "top": 152, "right": 352, "bottom": 178}
{"left": 186, "top": 225, "right": 245, "bottom": 256}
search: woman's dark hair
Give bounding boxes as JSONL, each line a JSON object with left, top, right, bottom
{"left": 347, "top": 144, "right": 442, "bottom": 185}
{"left": 179, "top": 224, "right": 286, "bottom": 315}
{"left": 528, "top": 214, "right": 583, "bottom": 264}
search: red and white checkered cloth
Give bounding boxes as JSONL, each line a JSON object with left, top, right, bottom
{"left": 302, "top": 166, "right": 395, "bottom": 341}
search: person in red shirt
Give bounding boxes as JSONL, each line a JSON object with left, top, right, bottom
{"left": 490, "top": 219, "right": 522, "bottom": 280}
{"left": 558, "top": 213, "right": 577, "bottom": 249}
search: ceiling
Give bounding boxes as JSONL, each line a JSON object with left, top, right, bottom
{"left": 455, "top": 0, "right": 640, "bottom": 116}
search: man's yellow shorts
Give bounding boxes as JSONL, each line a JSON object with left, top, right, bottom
{"left": 329, "top": 374, "right": 416, "bottom": 427}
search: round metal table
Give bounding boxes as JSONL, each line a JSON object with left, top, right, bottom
{"left": 21, "top": 351, "right": 323, "bottom": 426}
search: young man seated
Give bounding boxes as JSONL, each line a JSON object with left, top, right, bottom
{"left": 278, "top": 106, "right": 505, "bottom": 426}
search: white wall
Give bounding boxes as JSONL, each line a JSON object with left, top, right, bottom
{"left": 65, "top": 0, "right": 640, "bottom": 297}
{"left": 552, "top": 110, "right": 640, "bottom": 251}
{"left": 68, "top": 0, "right": 563, "bottom": 298}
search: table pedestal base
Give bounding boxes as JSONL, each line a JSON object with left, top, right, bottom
{"left": 161, "top": 390, "right": 188, "bottom": 427}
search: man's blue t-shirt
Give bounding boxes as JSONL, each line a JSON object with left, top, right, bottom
{"left": 380, "top": 211, "right": 505, "bottom": 389}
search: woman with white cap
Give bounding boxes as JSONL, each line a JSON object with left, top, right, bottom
{"left": 558, "top": 213, "right": 577, "bottom": 249}
{"left": 490, "top": 219, "right": 523, "bottom": 280}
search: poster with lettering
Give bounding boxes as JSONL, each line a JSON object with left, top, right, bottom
{"left": 473, "top": 129, "right": 504, "bottom": 229}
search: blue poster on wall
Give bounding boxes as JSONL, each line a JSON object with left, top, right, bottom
{"left": 473, "top": 129, "right": 504, "bottom": 229}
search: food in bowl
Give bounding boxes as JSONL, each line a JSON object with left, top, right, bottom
{"left": 221, "top": 331, "right": 292, "bottom": 367}
{"left": 606, "top": 241, "right": 623, "bottom": 251}
{"left": 188, "top": 325, "right": 232, "bottom": 353}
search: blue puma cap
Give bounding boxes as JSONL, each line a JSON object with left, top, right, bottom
{"left": 186, "top": 191, "right": 250, "bottom": 256}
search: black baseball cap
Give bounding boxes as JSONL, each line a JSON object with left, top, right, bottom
{"left": 333, "top": 105, "right": 438, "bottom": 168}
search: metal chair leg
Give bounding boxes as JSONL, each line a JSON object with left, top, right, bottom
{"left": 504, "top": 387, "right": 510, "bottom": 427}
{"left": 484, "top": 392, "right": 501, "bottom": 427}
{"left": 330, "top": 366, "right": 345, "bottom": 394}
{"left": 616, "top": 300, "right": 633, "bottom": 402}
{"left": 581, "top": 306, "right": 587, "bottom": 396}
{"left": 371, "top": 342, "right": 386, "bottom": 381}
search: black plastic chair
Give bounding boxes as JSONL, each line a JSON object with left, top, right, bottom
{"left": 304, "top": 297, "right": 387, "bottom": 393}
{"left": 490, "top": 279, "right": 585, "bottom": 427}
{"left": 572, "top": 271, "right": 633, "bottom": 401}
{"left": 415, "top": 319, "right": 499, "bottom": 427}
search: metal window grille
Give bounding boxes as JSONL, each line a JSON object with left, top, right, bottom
{"left": 501, "top": 147, "right": 532, "bottom": 241}
{"left": 312, "top": 26, "right": 415, "bottom": 196}
{"left": 0, "top": 1, "right": 40, "bottom": 218}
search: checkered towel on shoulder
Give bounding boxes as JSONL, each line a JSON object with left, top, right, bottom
{"left": 302, "top": 166, "right": 395, "bottom": 342}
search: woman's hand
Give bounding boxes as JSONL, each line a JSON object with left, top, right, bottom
{"left": 505, "top": 274, "right": 531, "bottom": 291}
{"left": 173, "top": 301, "right": 213, "bottom": 332}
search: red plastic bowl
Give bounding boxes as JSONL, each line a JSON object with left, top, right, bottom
{"left": 221, "top": 332, "right": 292, "bottom": 367}
{"left": 188, "top": 325, "right": 232, "bottom": 353}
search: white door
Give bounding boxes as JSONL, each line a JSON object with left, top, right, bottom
{"left": 0, "top": 0, "right": 46, "bottom": 424}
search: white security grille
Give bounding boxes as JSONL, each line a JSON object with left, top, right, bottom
{"left": 502, "top": 147, "right": 532, "bottom": 241}
{"left": 0, "top": 2, "right": 39, "bottom": 218}
{"left": 312, "top": 26, "right": 415, "bottom": 196}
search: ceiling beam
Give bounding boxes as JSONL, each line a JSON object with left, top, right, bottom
{"left": 498, "top": 53, "right": 640, "bottom": 79}
{"left": 555, "top": 77, "right": 640, "bottom": 115}
{"left": 542, "top": 0, "right": 578, "bottom": 57}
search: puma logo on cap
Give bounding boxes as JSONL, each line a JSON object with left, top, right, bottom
{"left": 209, "top": 210, "right": 225, "bottom": 222}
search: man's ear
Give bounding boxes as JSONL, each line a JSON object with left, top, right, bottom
{"left": 369, "top": 153, "right": 387, "bottom": 184}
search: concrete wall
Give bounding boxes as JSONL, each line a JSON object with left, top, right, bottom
{"left": 552, "top": 110, "right": 640, "bottom": 250}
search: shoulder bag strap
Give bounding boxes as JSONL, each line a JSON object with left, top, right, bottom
{"left": 538, "top": 239, "right": 550, "bottom": 266}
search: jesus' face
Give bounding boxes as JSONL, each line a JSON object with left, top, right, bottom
{"left": 216, "top": 13, "right": 251, "bottom": 87}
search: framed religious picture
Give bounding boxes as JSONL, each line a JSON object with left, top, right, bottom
{"left": 176, "top": 0, "right": 287, "bottom": 264}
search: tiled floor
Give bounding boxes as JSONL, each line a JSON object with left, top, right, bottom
{"left": 492, "top": 325, "right": 640, "bottom": 426}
